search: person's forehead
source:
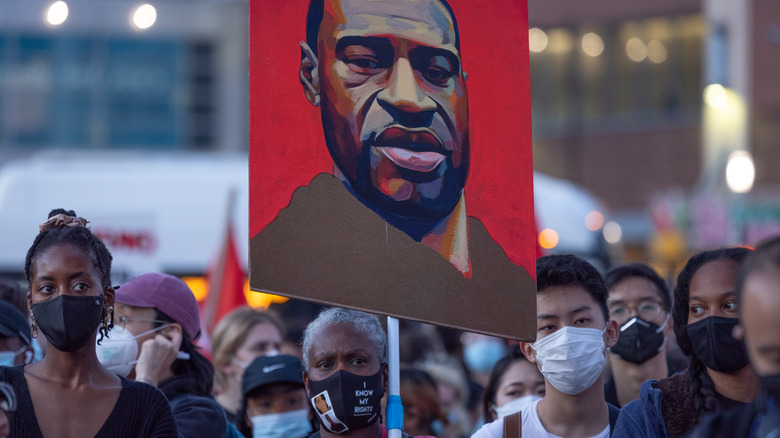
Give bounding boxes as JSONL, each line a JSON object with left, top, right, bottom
{"left": 537, "top": 284, "right": 601, "bottom": 317}
{"left": 251, "top": 382, "right": 306, "bottom": 398}
{"left": 309, "top": 323, "right": 377, "bottom": 357}
{"left": 115, "top": 302, "right": 155, "bottom": 316}
{"left": 742, "top": 269, "right": 780, "bottom": 312}
{"left": 609, "top": 276, "right": 661, "bottom": 302}
{"left": 246, "top": 321, "right": 283, "bottom": 342}
{"left": 690, "top": 259, "right": 739, "bottom": 297}
{"left": 500, "top": 360, "right": 539, "bottom": 387}
{"left": 324, "top": 0, "right": 458, "bottom": 52}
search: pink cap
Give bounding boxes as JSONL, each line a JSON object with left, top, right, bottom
{"left": 115, "top": 273, "right": 201, "bottom": 340}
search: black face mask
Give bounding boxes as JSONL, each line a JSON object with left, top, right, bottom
{"left": 686, "top": 316, "right": 750, "bottom": 373}
{"left": 32, "top": 295, "right": 103, "bottom": 352}
{"left": 610, "top": 316, "right": 668, "bottom": 365}
{"left": 308, "top": 368, "right": 385, "bottom": 434}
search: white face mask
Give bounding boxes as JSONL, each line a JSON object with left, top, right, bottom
{"left": 0, "top": 345, "right": 30, "bottom": 367}
{"left": 531, "top": 326, "right": 607, "bottom": 395}
{"left": 494, "top": 394, "right": 542, "bottom": 419}
{"left": 96, "top": 323, "right": 180, "bottom": 377}
{"left": 251, "top": 408, "right": 313, "bottom": 438}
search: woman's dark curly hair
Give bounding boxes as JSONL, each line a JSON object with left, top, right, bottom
{"left": 24, "top": 208, "right": 114, "bottom": 343}
{"left": 672, "top": 246, "right": 751, "bottom": 416}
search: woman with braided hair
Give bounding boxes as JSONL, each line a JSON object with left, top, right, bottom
{"left": 614, "top": 247, "right": 760, "bottom": 437}
{"left": 0, "top": 209, "right": 177, "bottom": 437}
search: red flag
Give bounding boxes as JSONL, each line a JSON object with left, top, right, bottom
{"left": 203, "top": 219, "right": 247, "bottom": 335}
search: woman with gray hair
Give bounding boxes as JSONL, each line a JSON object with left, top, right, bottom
{"left": 301, "top": 307, "right": 434, "bottom": 438}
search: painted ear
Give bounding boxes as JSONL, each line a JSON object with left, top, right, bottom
{"left": 300, "top": 41, "right": 320, "bottom": 107}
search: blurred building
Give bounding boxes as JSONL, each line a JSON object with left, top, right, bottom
{"left": 0, "top": 0, "right": 248, "bottom": 158}
{"left": 0, "top": 0, "right": 778, "bottom": 269}
{"left": 529, "top": 0, "right": 780, "bottom": 266}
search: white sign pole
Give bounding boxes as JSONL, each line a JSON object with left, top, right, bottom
{"left": 386, "top": 316, "right": 403, "bottom": 438}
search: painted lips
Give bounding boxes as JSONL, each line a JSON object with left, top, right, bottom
{"left": 376, "top": 147, "right": 446, "bottom": 172}
{"left": 372, "top": 127, "right": 447, "bottom": 173}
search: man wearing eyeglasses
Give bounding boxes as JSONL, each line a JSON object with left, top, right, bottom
{"left": 603, "top": 263, "right": 685, "bottom": 408}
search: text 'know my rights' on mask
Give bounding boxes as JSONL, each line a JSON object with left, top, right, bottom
{"left": 95, "top": 324, "right": 190, "bottom": 377}
{"left": 308, "top": 368, "right": 385, "bottom": 434}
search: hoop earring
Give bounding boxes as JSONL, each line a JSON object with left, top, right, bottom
{"left": 30, "top": 318, "right": 38, "bottom": 339}
{"left": 104, "top": 306, "right": 114, "bottom": 331}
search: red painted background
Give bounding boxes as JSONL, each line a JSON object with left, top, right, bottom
{"left": 249, "top": 0, "right": 535, "bottom": 280}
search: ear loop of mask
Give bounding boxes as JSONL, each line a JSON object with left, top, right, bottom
{"left": 124, "top": 323, "right": 191, "bottom": 367}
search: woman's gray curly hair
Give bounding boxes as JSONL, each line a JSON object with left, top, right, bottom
{"left": 302, "top": 307, "right": 387, "bottom": 370}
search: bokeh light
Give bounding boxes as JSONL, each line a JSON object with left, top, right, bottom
{"left": 726, "top": 150, "right": 755, "bottom": 194}
{"left": 46, "top": 1, "right": 69, "bottom": 26}
{"left": 647, "top": 40, "right": 667, "bottom": 63}
{"left": 582, "top": 32, "right": 605, "bottom": 57}
{"left": 703, "top": 83, "right": 728, "bottom": 108}
{"left": 132, "top": 4, "right": 157, "bottom": 30}
{"left": 538, "top": 228, "right": 560, "bottom": 249}
{"left": 529, "top": 27, "right": 549, "bottom": 53}
{"left": 585, "top": 210, "right": 605, "bottom": 231}
{"left": 603, "top": 221, "right": 622, "bottom": 244}
{"left": 626, "top": 37, "right": 648, "bottom": 62}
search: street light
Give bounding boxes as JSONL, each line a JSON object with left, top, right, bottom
{"left": 726, "top": 150, "right": 755, "bottom": 194}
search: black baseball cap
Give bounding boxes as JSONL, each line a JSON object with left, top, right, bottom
{"left": 0, "top": 301, "right": 31, "bottom": 346}
{"left": 242, "top": 354, "right": 305, "bottom": 398}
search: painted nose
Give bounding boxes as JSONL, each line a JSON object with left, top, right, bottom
{"left": 377, "top": 58, "right": 436, "bottom": 127}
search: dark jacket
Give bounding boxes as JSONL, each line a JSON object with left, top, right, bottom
{"left": 614, "top": 370, "right": 748, "bottom": 438}
{"left": 159, "top": 375, "right": 229, "bottom": 438}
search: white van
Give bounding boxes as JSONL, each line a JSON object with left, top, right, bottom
{"left": 0, "top": 151, "right": 612, "bottom": 281}
{"left": 0, "top": 151, "right": 249, "bottom": 282}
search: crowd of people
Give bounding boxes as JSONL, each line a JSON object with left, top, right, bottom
{"left": 1, "top": 209, "right": 779, "bottom": 438}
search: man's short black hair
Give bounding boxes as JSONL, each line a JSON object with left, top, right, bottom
{"left": 536, "top": 254, "right": 609, "bottom": 323}
{"left": 305, "top": 0, "right": 461, "bottom": 57}
{"left": 604, "top": 263, "right": 671, "bottom": 312}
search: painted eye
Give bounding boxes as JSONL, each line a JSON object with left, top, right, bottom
{"left": 423, "top": 66, "right": 454, "bottom": 85}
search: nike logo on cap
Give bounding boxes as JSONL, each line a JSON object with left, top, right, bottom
{"left": 263, "top": 363, "right": 286, "bottom": 374}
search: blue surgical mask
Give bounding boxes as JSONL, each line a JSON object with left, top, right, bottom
{"left": 31, "top": 338, "right": 44, "bottom": 363}
{"left": 464, "top": 339, "right": 505, "bottom": 373}
{"left": 251, "top": 408, "right": 312, "bottom": 438}
{"left": 0, "top": 346, "right": 29, "bottom": 367}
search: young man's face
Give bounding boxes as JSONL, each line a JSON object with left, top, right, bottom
{"left": 313, "top": 0, "right": 469, "bottom": 222}
{"left": 608, "top": 276, "right": 668, "bottom": 329}
{"left": 246, "top": 382, "right": 309, "bottom": 416}
{"left": 534, "top": 285, "right": 610, "bottom": 341}
{"left": 740, "top": 268, "right": 780, "bottom": 377}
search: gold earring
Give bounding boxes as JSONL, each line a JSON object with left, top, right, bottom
{"left": 103, "top": 306, "right": 114, "bottom": 331}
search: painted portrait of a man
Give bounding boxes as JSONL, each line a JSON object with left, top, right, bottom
{"left": 249, "top": 0, "right": 536, "bottom": 340}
